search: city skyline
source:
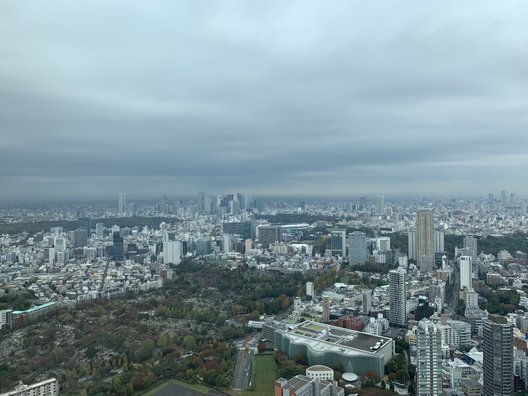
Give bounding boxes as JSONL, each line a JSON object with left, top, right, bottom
{"left": 2, "top": 2, "right": 528, "bottom": 200}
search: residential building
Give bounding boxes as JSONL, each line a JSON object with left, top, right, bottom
{"left": 416, "top": 319, "right": 442, "bottom": 396}
{"left": 483, "top": 314, "right": 513, "bottom": 396}
{"left": 389, "top": 267, "right": 407, "bottom": 326}
{"left": 349, "top": 231, "right": 367, "bottom": 265}
{"left": 416, "top": 208, "right": 434, "bottom": 271}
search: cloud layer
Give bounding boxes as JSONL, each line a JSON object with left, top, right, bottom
{"left": 1, "top": 1, "right": 528, "bottom": 200}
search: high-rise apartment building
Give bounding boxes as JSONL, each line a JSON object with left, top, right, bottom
{"left": 376, "top": 195, "right": 384, "bottom": 214}
{"left": 416, "top": 208, "right": 434, "bottom": 271}
{"left": 459, "top": 256, "right": 473, "bottom": 290}
{"left": 362, "top": 290, "right": 372, "bottom": 315}
{"left": 389, "top": 267, "right": 407, "bottom": 326}
{"left": 408, "top": 226, "right": 417, "bottom": 261}
{"left": 95, "top": 223, "right": 104, "bottom": 238}
{"left": 416, "top": 319, "right": 442, "bottom": 396}
{"left": 306, "top": 282, "right": 314, "bottom": 299}
{"left": 463, "top": 236, "right": 478, "bottom": 258}
{"left": 483, "top": 314, "right": 513, "bottom": 396}
{"left": 349, "top": 231, "right": 367, "bottom": 265}
{"left": 118, "top": 192, "right": 126, "bottom": 215}
{"left": 434, "top": 228, "right": 444, "bottom": 253}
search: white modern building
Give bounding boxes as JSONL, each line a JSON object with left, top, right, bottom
{"left": 416, "top": 319, "right": 442, "bottom": 396}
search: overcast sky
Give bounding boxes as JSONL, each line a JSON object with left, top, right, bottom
{"left": 1, "top": 1, "right": 528, "bottom": 201}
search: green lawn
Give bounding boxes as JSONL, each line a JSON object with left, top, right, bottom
{"left": 142, "top": 379, "right": 212, "bottom": 395}
{"left": 242, "top": 353, "right": 277, "bottom": 396}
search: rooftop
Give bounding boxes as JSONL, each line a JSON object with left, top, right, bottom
{"left": 282, "top": 320, "right": 392, "bottom": 355}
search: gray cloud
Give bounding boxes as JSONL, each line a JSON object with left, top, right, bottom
{"left": 1, "top": 0, "right": 528, "bottom": 201}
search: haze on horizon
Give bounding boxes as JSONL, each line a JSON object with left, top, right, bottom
{"left": 1, "top": 1, "right": 528, "bottom": 201}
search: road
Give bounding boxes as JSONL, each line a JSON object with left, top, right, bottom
{"left": 232, "top": 349, "right": 252, "bottom": 390}
{"left": 232, "top": 332, "right": 261, "bottom": 391}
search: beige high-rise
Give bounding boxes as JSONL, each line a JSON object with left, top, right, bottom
{"left": 416, "top": 208, "right": 434, "bottom": 271}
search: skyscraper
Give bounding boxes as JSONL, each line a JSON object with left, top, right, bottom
{"left": 73, "top": 229, "right": 88, "bottom": 248}
{"left": 306, "top": 282, "right": 314, "bottom": 299}
{"left": 95, "top": 223, "right": 104, "bottom": 238}
{"left": 118, "top": 193, "right": 126, "bottom": 215}
{"left": 434, "top": 228, "right": 444, "bottom": 253}
{"left": 463, "top": 236, "right": 478, "bottom": 259}
{"left": 376, "top": 195, "right": 384, "bottom": 214}
{"left": 459, "top": 256, "right": 473, "bottom": 290}
{"left": 483, "top": 314, "right": 513, "bottom": 396}
{"left": 362, "top": 290, "right": 372, "bottom": 315}
{"left": 112, "top": 231, "right": 124, "bottom": 260}
{"left": 163, "top": 240, "right": 181, "bottom": 265}
{"left": 389, "top": 267, "right": 407, "bottom": 326}
{"left": 416, "top": 208, "right": 434, "bottom": 271}
{"left": 257, "top": 225, "right": 282, "bottom": 248}
{"left": 408, "top": 226, "right": 416, "bottom": 261}
{"left": 330, "top": 230, "right": 346, "bottom": 257}
{"left": 416, "top": 319, "right": 442, "bottom": 396}
{"left": 349, "top": 231, "right": 367, "bottom": 265}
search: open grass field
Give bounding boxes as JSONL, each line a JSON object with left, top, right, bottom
{"left": 242, "top": 353, "right": 277, "bottom": 396}
{"left": 143, "top": 379, "right": 223, "bottom": 396}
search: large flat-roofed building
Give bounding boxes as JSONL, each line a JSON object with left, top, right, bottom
{"left": 0, "top": 378, "right": 58, "bottom": 396}
{"left": 274, "top": 320, "right": 394, "bottom": 376}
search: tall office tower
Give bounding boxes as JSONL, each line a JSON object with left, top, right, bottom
{"left": 483, "top": 315, "right": 513, "bottom": 396}
{"left": 306, "top": 282, "right": 314, "bottom": 299}
{"left": 160, "top": 194, "right": 168, "bottom": 215}
{"left": 78, "top": 217, "right": 91, "bottom": 232}
{"left": 511, "top": 192, "right": 516, "bottom": 205}
{"left": 416, "top": 208, "right": 434, "bottom": 271}
{"left": 349, "top": 231, "right": 368, "bottom": 265}
{"left": 230, "top": 193, "right": 240, "bottom": 215}
{"left": 362, "top": 290, "right": 372, "bottom": 315}
{"left": 222, "top": 221, "right": 252, "bottom": 240}
{"left": 118, "top": 193, "right": 126, "bottom": 215}
{"left": 408, "top": 227, "right": 417, "bottom": 261}
{"left": 257, "top": 225, "right": 282, "bottom": 248}
{"left": 330, "top": 230, "right": 347, "bottom": 257}
{"left": 198, "top": 191, "right": 211, "bottom": 214}
{"left": 501, "top": 190, "right": 507, "bottom": 205}
{"left": 434, "top": 228, "right": 444, "bottom": 253}
{"left": 95, "top": 223, "right": 104, "bottom": 238}
{"left": 463, "top": 236, "right": 478, "bottom": 258}
{"left": 376, "top": 195, "right": 385, "bottom": 214}
{"left": 359, "top": 196, "right": 367, "bottom": 210}
{"left": 389, "top": 267, "right": 407, "bottom": 326}
{"left": 321, "top": 296, "right": 330, "bottom": 322}
{"left": 163, "top": 240, "right": 181, "bottom": 265}
{"left": 73, "top": 229, "right": 88, "bottom": 248}
{"left": 469, "top": 201, "right": 476, "bottom": 217}
{"left": 54, "top": 237, "right": 66, "bottom": 253}
{"left": 459, "top": 256, "right": 473, "bottom": 290}
{"left": 522, "top": 201, "right": 527, "bottom": 214}
{"left": 112, "top": 231, "right": 124, "bottom": 260}
{"left": 416, "top": 319, "right": 442, "bottom": 396}
{"left": 222, "top": 234, "right": 231, "bottom": 253}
